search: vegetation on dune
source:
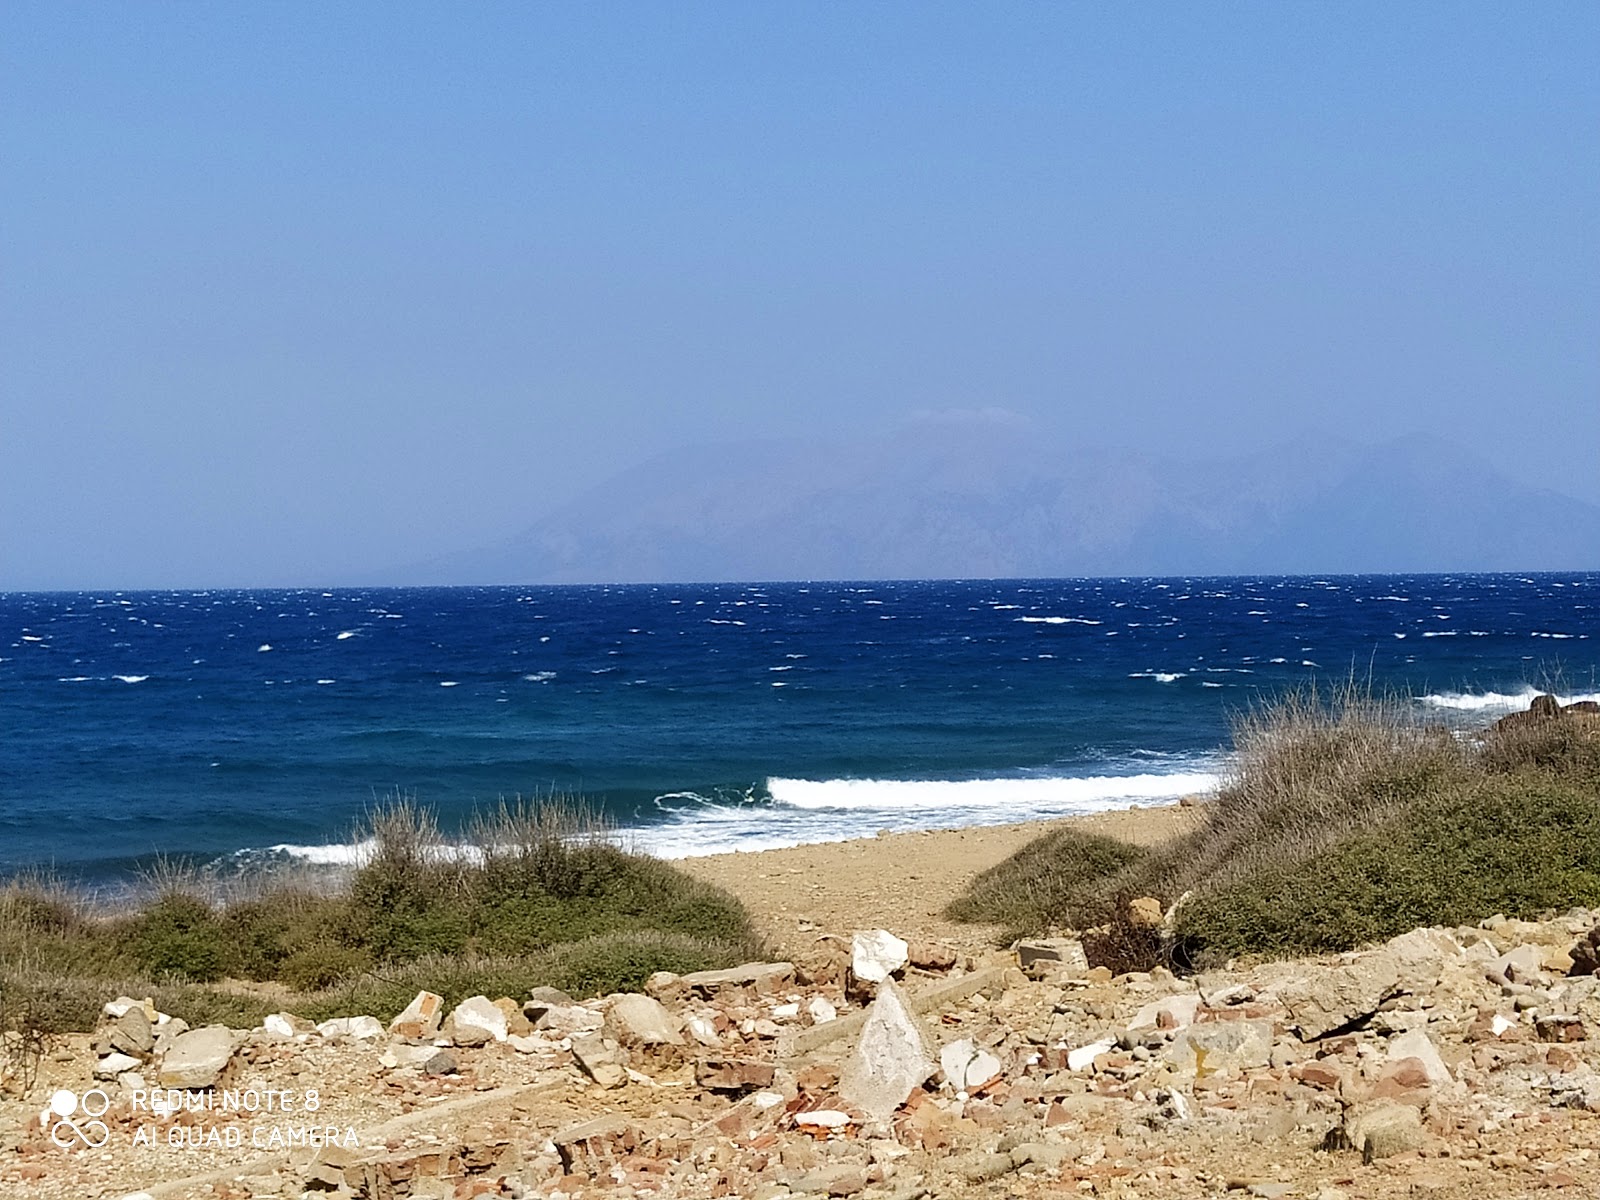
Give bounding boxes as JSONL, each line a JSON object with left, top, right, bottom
{"left": 947, "top": 683, "right": 1600, "bottom": 970}
{"left": 0, "top": 796, "right": 763, "bottom": 1036}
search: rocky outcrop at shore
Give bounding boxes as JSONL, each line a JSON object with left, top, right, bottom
{"left": 15, "top": 919, "right": 1600, "bottom": 1198}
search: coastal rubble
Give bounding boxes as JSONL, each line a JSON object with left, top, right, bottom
{"left": 15, "top": 915, "right": 1600, "bottom": 1198}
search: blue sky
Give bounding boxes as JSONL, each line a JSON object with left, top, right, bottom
{"left": 2, "top": 3, "right": 1596, "bottom": 586}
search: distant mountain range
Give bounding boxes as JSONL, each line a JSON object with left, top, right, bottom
{"left": 393, "top": 418, "right": 1600, "bottom": 583}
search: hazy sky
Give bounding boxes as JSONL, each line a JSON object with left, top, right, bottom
{"left": 3, "top": 3, "right": 1596, "bottom": 588}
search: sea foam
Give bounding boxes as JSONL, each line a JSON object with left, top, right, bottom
{"left": 1419, "top": 687, "right": 1600, "bottom": 712}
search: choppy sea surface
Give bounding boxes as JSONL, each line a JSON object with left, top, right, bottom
{"left": 2, "top": 575, "right": 1596, "bottom": 884}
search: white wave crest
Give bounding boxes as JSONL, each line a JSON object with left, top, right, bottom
{"left": 1129, "top": 671, "right": 1185, "bottom": 683}
{"left": 114, "top": 675, "right": 149, "bottom": 684}
{"left": 767, "top": 771, "right": 1219, "bottom": 812}
{"left": 1017, "top": 616, "right": 1102, "bottom": 625}
{"left": 1418, "top": 687, "right": 1600, "bottom": 712}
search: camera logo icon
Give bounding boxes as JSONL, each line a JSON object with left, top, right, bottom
{"left": 48, "top": 1089, "right": 110, "bottom": 1149}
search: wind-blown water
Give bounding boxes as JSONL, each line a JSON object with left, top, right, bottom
{"left": 1, "top": 575, "right": 1595, "bottom": 883}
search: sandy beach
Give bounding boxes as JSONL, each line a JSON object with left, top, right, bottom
{"left": 679, "top": 801, "right": 1199, "bottom": 956}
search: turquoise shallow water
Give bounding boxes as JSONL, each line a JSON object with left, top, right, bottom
{"left": 1, "top": 574, "right": 1595, "bottom": 883}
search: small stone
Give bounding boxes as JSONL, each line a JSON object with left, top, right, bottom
{"left": 852, "top": 929, "right": 909, "bottom": 984}
{"left": 316, "top": 1015, "right": 383, "bottom": 1041}
{"left": 939, "top": 1038, "right": 1002, "bottom": 1091}
{"left": 1068, "top": 1037, "right": 1118, "bottom": 1072}
{"left": 807, "top": 995, "right": 839, "bottom": 1024}
{"left": 790, "top": 1164, "right": 868, "bottom": 1195}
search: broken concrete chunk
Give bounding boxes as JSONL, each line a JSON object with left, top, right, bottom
{"left": 939, "top": 1037, "right": 1002, "bottom": 1091}
{"left": 695, "top": 1056, "right": 777, "bottom": 1092}
{"left": 387, "top": 990, "right": 445, "bottom": 1041}
{"left": 852, "top": 929, "right": 909, "bottom": 984}
{"left": 1163, "top": 1019, "right": 1274, "bottom": 1073}
{"left": 676, "top": 961, "right": 795, "bottom": 996}
{"left": 570, "top": 1032, "right": 628, "bottom": 1089}
{"left": 316, "top": 1015, "right": 383, "bottom": 1041}
{"left": 605, "top": 993, "right": 684, "bottom": 1047}
{"left": 1129, "top": 992, "right": 1201, "bottom": 1030}
{"left": 1331, "top": 1099, "right": 1424, "bottom": 1161}
{"left": 1067, "top": 1036, "right": 1117, "bottom": 1071}
{"left": 1278, "top": 953, "right": 1402, "bottom": 1040}
{"left": 1016, "top": 938, "right": 1088, "bottom": 974}
{"left": 1385, "top": 1029, "right": 1452, "bottom": 1085}
{"left": 839, "top": 978, "right": 933, "bottom": 1121}
{"left": 156, "top": 1025, "right": 237, "bottom": 1089}
{"left": 443, "top": 995, "right": 508, "bottom": 1045}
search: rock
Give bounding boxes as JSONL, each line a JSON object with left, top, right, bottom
{"left": 807, "top": 996, "right": 839, "bottom": 1024}
{"left": 570, "top": 1032, "right": 628, "bottom": 1089}
{"left": 1385, "top": 1029, "right": 1452, "bottom": 1085}
{"left": 106, "top": 1006, "right": 154, "bottom": 1055}
{"left": 1129, "top": 992, "right": 1202, "bottom": 1030}
{"left": 1330, "top": 1100, "right": 1424, "bottom": 1161}
{"left": 378, "top": 1043, "right": 458, "bottom": 1074}
{"left": 494, "top": 996, "right": 533, "bottom": 1037}
{"left": 534, "top": 1003, "right": 603, "bottom": 1034}
{"left": 791, "top": 1164, "right": 868, "bottom": 1195}
{"left": 605, "top": 993, "right": 684, "bottom": 1047}
{"left": 1488, "top": 943, "right": 1548, "bottom": 986}
{"left": 1278, "top": 953, "right": 1402, "bottom": 1039}
{"left": 104, "top": 996, "right": 155, "bottom": 1021}
{"left": 1068, "top": 1036, "right": 1118, "bottom": 1071}
{"left": 444, "top": 995, "right": 508, "bottom": 1045}
{"left": 94, "top": 1052, "right": 144, "bottom": 1079}
{"left": 1163, "top": 1020, "right": 1274, "bottom": 1072}
{"left": 156, "top": 1026, "right": 237, "bottom": 1089}
{"left": 839, "top": 978, "right": 934, "bottom": 1121}
{"left": 523, "top": 985, "right": 575, "bottom": 1027}
{"left": 696, "top": 1056, "right": 777, "bottom": 1091}
{"left": 1536, "top": 1013, "right": 1587, "bottom": 1042}
{"left": 907, "top": 941, "right": 957, "bottom": 971}
{"left": 685, "top": 1015, "right": 722, "bottom": 1046}
{"left": 939, "top": 1038, "right": 1003, "bottom": 1091}
{"left": 675, "top": 961, "right": 795, "bottom": 996}
{"left": 956, "top": 1152, "right": 1017, "bottom": 1183}
{"left": 1126, "top": 896, "right": 1164, "bottom": 929}
{"left": 316, "top": 1015, "right": 383, "bottom": 1041}
{"left": 1574, "top": 927, "right": 1600, "bottom": 977}
{"left": 387, "top": 990, "right": 445, "bottom": 1041}
{"left": 1017, "top": 938, "right": 1088, "bottom": 974}
{"left": 261, "top": 1012, "right": 313, "bottom": 1039}
{"left": 852, "top": 929, "right": 909, "bottom": 984}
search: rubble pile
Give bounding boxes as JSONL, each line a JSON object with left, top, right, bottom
{"left": 14, "top": 918, "right": 1600, "bottom": 1198}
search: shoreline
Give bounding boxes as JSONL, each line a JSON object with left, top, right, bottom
{"left": 678, "top": 800, "right": 1200, "bottom": 957}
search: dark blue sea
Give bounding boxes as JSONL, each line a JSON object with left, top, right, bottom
{"left": 2, "top": 575, "right": 1596, "bottom": 884}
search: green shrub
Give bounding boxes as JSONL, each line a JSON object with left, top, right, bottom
{"left": 943, "top": 830, "right": 1146, "bottom": 933}
{"left": 1174, "top": 774, "right": 1600, "bottom": 963}
{"left": 128, "top": 893, "right": 228, "bottom": 982}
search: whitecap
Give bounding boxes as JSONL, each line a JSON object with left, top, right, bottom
{"left": 1017, "top": 616, "right": 1102, "bottom": 625}
{"left": 522, "top": 671, "right": 556, "bottom": 683}
{"left": 316, "top": 679, "right": 335, "bottom": 685}
{"left": 113, "top": 675, "right": 148, "bottom": 684}
{"left": 336, "top": 631, "right": 357, "bottom": 640}
{"left": 1419, "top": 688, "right": 1600, "bottom": 712}
{"left": 439, "top": 680, "right": 459, "bottom": 687}
{"left": 1129, "top": 672, "right": 1185, "bottom": 683}
{"left": 258, "top": 644, "right": 272, "bottom": 652}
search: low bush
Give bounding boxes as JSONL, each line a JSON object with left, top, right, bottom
{"left": 946, "top": 684, "right": 1600, "bottom": 972}
{"left": 943, "top": 829, "right": 1145, "bottom": 934}
{"left": 1, "top": 794, "right": 764, "bottom": 1034}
